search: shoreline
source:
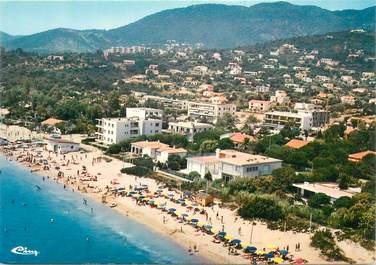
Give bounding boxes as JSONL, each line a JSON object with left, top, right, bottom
{"left": 0, "top": 151, "right": 234, "bottom": 264}
{"left": 1, "top": 143, "right": 375, "bottom": 265}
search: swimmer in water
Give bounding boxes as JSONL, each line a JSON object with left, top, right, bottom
{"left": 50, "top": 218, "right": 54, "bottom": 223}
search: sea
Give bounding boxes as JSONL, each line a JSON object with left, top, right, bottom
{"left": 0, "top": 156, "right": 205, "bottom": 264}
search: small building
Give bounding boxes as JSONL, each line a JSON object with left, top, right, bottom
{"left": 167, "top": 121, "right": 214, "bottom": 141}
{"left": 131, "top": 141, "right": 187, "bottom": 163}
{"left": 45, "top": 138, "right": 80, "bottom": 154}
{"left": 249, "top": 100, "right": 272, "bottom": 112}
{"left": 293, "top": 182, "right": 361, "bottom": 203}
{"left": 285, "top": 139, "right": 309, "bottom": 149}
{"left": 186, "top": 149, "right": 282, "bottom": 181}
{"left": 195, "top": 192, "right": 214, "bottom": 206}
{"left": 348, "top": 150, "right": 376, "bottom": 163}
{"left": 41, "top": 118, "right": 64, "bottom": 126}
{"left": 228, "top": 132, "right": 254, "bottom": 146}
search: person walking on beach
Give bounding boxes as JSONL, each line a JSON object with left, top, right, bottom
{"left": 297, "top": 242, "right": 301, "bottom": 251}
{"left": 221, "top": 215, "right": 224, "bottom": 224}
{"left": 238, "top": 227, "right": 241, "bottom": 235}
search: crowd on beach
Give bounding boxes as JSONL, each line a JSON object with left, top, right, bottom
{"left": 0, "top": 141, "right": 310, "bottom": 264}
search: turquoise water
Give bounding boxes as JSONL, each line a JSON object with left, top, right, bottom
{"left": 0, "top": 156, "right": 204, "bottom": 264}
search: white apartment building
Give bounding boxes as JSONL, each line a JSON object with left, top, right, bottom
{"left": 167, "top": 121, "right": 214, "bottom": 141}
{"left": 96, "top": 108, "right": 162, "bottom": 145}
{"left": 188, "top": 102, "right": 236, "bottom": 123}
{"left": 249, "top": 100, "right": 272, "bottom": 112}
{"left": 264, "top": 111, "right": 313, "bottom": 130}
{"left": 126, "top": 108, "right": 163, "bottom": 119}
{"left": 186, "top": 149, "right": 282, "bottom": 181}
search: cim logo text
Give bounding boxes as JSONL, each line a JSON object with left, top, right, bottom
{"left": 11, "top": 246, "right": 39, "bottom": 256}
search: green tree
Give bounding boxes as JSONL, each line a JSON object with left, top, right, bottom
{"left": 308, "top": 193, "right": 331, "bottom": 208}
{"left": 216, "top": 112, "right": 238, "bottom": 130}
{"left": 200, "top": 140, "right": 218, "bottom": 153}
{"left": 218, "top": 138, "right": 234, "bottom": 149}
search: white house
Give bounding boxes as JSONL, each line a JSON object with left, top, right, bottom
{"left": 249, "top": 100, "right": 272, "bottom": 112}
{"left": 131, "top": 141, "right": 187, "bottom": 163}
{"left": 270, "top": 90, "right": 290, "bottom": 105}
{"left": 186, "top": 149, "right": 282, "bottom": 181}
{"left": 45, "top": 138, "right": 80, "bottom": 154}
{"left": 167, "top": 121, "right": 214, "bottom": 141}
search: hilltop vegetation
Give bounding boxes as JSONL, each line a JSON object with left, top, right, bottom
{"left": 1, "top": 2, "right": 375, "bottom": 52}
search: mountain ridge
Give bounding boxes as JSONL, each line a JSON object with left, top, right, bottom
{"left": 1, "top": 2, "right": 375, "bottom": 53}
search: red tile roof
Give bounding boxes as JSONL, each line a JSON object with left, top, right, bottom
{"left": 285, "top": 139, "right": 309, "bottom": 149}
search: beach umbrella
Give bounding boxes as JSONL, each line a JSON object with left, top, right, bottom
{"left": 168, "top": 208, "right": 176, "bottom": 212}
{"left": 267, "top": 244, "right": 277, "bottom": 250}
{"left": 245, "top": 246, "right": 257, "bottom": 253}
{"left": 191, "top": 218, "right": 199, "bottom": 223}
{"left": 241, "top": 242, "right": 250, "bottom": 248}
{"left": 203, "top": 224, "right": 212, "bottom": 230}
{"left": 279, "top": 249, "right": 288, "bottom": 256}
{"left": 230, "top": 239, "right": 241, "bottom": 245}
{"left": 217, "top": 231, "right": 226, "bottom": 237}
{"left": 273, "top": 257, "right": 283, "bottom": 264}
{"left": 255, "top": 250, "right": 266, "bottom": 255}
{"left": 197, "top": 222, "right": 205, "bottom": 227}
{"left": 294, "top": 258, "right": 304, "bottom": 264}
{"left": 210, "top": 228, "right": 219, "bottom": 234}
{"left": 265, "top": 253, "right": 274, "bottom": 259}
{"left": 224, "top": 234, "right": 233, "bottom": 241}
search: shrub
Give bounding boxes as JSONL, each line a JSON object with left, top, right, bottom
{"left": 308, "top": 192, "right": 331, "bottom": 208}
{"left": 106, "top": 144, "right": 121, "bottom": 154}
{"left": 310, "top": 230, "right": 351, "bottom": 262}
{"left": 121, "top": 166, "right": 151, "bottom": 176}
{"left": 333, "top": 196, "right": 354, "bottom": 209}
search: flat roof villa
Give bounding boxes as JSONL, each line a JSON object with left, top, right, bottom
{"left": 131, "top": 141, "right": 187, "bottom": 163}
{"left": 186, "top": 149, "right": 282, "bottom": 181}
{"left": 292, "top": 182, "right": 361, "bottom": 202}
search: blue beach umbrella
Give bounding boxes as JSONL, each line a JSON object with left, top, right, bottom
{"left": 265, "top": 253, "right": 274, "bottom": 259}
{"left": 191, "top": 218, "right": 199, "bottom": 223}
{"left": 280, "top": 249, "right": 288, "bottom": 256}
{"left": 217, "top": 231, "right": 226, "bottom": 237}
{"left": 168, "top": 208, "right": 176, "bottom": 212}
{"left": 230, "top": 239, "right": 241, "bottom": 245}
{"left": 246, "top": 246, "right": 257, "bottom": 253}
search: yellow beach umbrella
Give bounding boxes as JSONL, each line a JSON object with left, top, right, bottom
{"left": 210, "top": 228, "right": 219, "bottom": 234}
{"left": 267, "top": 244, "right": 277, "bottom": 249}
{"left": 273, "top": 257, "right": 283, "bottom": 263}
{"left": 256, "top": 250, "right": 266, "bottom": 255}
{"left": 241, "top": 242, "right": 251, "bottom": 248}
{"left": 197, "top": 222, "right": 205, "bottom": 227}
{"left": 224, "top": 234, "right": 233, "bottom": 241}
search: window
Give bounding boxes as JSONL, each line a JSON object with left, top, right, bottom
{"left": 155, "top": 123, "right": 159, "bottom": 127}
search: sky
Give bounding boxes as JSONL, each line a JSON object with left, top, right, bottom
{"left": 1, "top": 0, "right": 375, "bottom": 36}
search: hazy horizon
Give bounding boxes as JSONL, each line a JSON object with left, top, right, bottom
{"left": 1, "top": 0, "right": 375, "bottom": 36}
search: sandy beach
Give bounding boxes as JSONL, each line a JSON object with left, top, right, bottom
{"left": 1, "top": 139, "right": 374, "bottom": 264}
